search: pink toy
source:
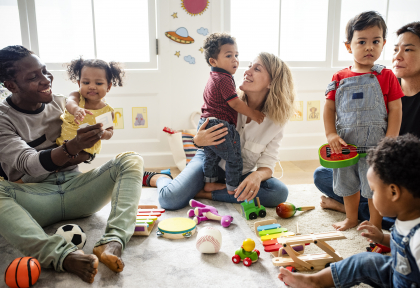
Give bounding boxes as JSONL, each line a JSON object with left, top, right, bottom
{"left": 187, "top": 199, "right": 233, "bottom": 228}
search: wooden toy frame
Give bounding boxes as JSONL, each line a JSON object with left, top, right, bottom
{"left": 254, "top": 219, "right": 346, "bottom": 271}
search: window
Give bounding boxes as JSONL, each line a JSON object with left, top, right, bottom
{"left": 1, "top": 0, "right": 156, "bottom": 70}
{"left": 226, "top": 0, "right": 420, "bottom": 68}
{"left": 0, "top": 0, "right": 22, "bottom": 48}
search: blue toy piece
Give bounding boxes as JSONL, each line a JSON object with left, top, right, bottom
{"left": 160, "top": 169, "right": 171, "bottom": 175}
{"left": 257, "top": 223, "right": 281, "bottom": 232}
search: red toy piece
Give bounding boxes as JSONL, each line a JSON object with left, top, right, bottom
{"left": 366, "top": 243, "right": 391, "bottom": 254}
{"left": 284, "top": 266, "right": 297, "bottom": 286}
{"left": 163, "top": 127, "right": 177, "bottom": 134}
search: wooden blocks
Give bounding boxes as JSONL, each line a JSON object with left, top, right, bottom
{"left": 134, "top": 205, "right": 165, "bottom": 236}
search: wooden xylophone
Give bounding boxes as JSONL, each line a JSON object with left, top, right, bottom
{"left": 134, "top": 205, "right": 166, "bottom": 236}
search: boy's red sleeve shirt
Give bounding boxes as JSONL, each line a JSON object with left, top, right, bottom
{"left": 325, "top": 68, "right": 404, "bottom": 112}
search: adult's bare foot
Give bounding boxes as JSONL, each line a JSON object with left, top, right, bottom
{"left": 63, "top": 250, "right": 98, "bottom": 283}
{"left": 204, "top": 182, "right": 226, "bottom": 192}
{"left": 93, "top": 241, "right": 124, "bottom": 273}
{"left": 320, "top": 196, "right": 346, "bottom": 213}
{"left": 332, "top": 218, "right": 359, "bottom": 231}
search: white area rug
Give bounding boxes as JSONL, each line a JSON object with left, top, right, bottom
{"left": 0, "top": 185, "right": 386, "bottom": 288}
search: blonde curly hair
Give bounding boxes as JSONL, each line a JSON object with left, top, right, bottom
{"left": 238, "top": 52, "right": 296, "bottom": 126}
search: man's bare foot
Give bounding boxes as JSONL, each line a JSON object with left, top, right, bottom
{"left": 332, "top": 218, "right": 359, "bottom": 231}
{"left": 204, "top": 182, "right": 226, "bottom": 192}
{"left": 320, "top": 196, "right": 346, "bottom": 213}
{"left": 93, "top": 241, "right": 124, "bottom": 273}
{"left": 63, "top": 250, "right": 98, "bottom": 283}
{"left": 278, "top": 267, "right": 315, "bottom": 288}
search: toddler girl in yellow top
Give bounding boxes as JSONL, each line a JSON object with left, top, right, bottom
{"left": 56, "top": 57, "right": 125, "bottom": 156}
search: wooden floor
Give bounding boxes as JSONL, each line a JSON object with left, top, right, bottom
{"left": 146, "top": 160, "right": 320, "bottom": 185}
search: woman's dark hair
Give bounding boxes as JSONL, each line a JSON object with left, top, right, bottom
{"left": 0, "top": 45, "right": 34, "bottom": 84}
{"left": 66, "top": 57, "right": 125, "bottom": 87}
{"left": 396, "top": 21, "right": 420, "bottom": 40}
{"left": 345, "top": 11, "right": 387, "bottom": 44}
{"left": 367, "top": 134, "right": 420, "bottom": 198}
{"left": 203, "top": 32, "right": 236, "bottom": 66}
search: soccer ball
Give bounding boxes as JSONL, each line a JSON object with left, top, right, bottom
{"left": 55, "top": 224, "right": 87, "bottom": 249}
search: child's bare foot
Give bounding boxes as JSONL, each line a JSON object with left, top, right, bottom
{"left": 204, "top": 182, "right": 226, "bottom": 192}
{"left": 63, "top": 250, "right": 98, "bottom": 283}
{"left": 278, "top": 267, "right": 315, "bottom": 288}
{"left": 93, "top": 241, "right": 124, "bottom": 272}
{"left": 195, "top": 189, "right": 212, "bottom": 200}
{"left": 332, "top": 218, "right": 359, "bottom": 231}
{"left": 227, "top": 190, "right": 235, "bottom": 195}
{"left": 320, "top": 196, "right": 346, "bottom": 213}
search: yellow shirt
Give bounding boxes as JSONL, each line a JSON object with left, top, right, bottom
{"left": 56, "top": 94, "right": 114, "bottom": 155}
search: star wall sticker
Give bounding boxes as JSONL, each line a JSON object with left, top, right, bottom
{"left": 175, "top": 51, "right": 181, "bottom": 57}
{"left": 199, "top": 47, "right": 204, "bottom": 53}
{"left": 171, "top": 12, "right": 178, "bottom": 18}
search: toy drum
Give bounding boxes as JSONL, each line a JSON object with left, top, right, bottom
{"left": 157, "top": 217, "right": 197, "bottom": 239}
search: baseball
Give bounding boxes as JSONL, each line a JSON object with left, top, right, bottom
{"left": 196, "top": 227, "right": 222, "bottom": 253}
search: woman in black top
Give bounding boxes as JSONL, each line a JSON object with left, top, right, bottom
{"left": 313, "top": 21, "right": 420, "bottom": 229}
{"left": 394, "top": 22, "right": 420, "bottom": 138}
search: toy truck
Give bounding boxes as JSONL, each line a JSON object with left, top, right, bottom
{"left": 240, "top": 197, "right": 266, "bottom": 220}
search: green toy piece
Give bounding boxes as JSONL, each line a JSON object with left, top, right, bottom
{"left": 240, "top": 197, "right": 266, "bottom": 220}
{"left": 232, "top": 239, "right": 260, "bottom": 267}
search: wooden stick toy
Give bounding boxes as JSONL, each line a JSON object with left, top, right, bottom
{"left": 276, "top": 202, "right": 315, "bottom": 219}
{"left": 296, "top": 222, "right": 301, "bottom": 235}
{"left": 134, "top": 205, "right": 165, "bottom": 236}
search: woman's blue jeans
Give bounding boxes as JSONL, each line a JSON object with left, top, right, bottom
{"left": 313, "top": 166, "right": 395, "bottom": 230}
{"left": 157, "top": 150, "right": 289, "bottom": 210}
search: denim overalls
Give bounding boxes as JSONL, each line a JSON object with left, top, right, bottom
{"left": 390, "top": 223, "right": 420, "bottom": 287}
{"left": 331, "top": 222, "right": 420, "bottom": 288}
{"left": 325, "top": 64, "right": 388, "bottom": 198}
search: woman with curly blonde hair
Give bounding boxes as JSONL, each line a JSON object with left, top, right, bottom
{"left": 147, "top": 52, "right": 296, "bottom": 209}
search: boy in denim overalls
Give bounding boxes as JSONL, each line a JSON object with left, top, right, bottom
{"left": 279, "top": 134, "right": 420, "bottom": 287}
{"left": 198, "top": 33, "right": 265, "bottom": 194}
{"left": 323, "top": 11, "right": 403, "bottom": 231}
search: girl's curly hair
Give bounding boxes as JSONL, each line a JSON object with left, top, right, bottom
{"left": 0, "top": 45, "right": 34, "bottom": 84}
{"left": 203, "top": 32, "right": 236, "bottom": 66}
{"left": 66, "top": 57, "right": 125, "bottom": 87}
{"left": 367, "top": 134, "right": 420, "bottom": 198}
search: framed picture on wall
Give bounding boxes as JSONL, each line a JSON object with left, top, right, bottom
{"left": 113, "top": 108, "right": 124, "bottom": 129}
{"left": 132, "top": 107, "right": 148, "bottom": 128}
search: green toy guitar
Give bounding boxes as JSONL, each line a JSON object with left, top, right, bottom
{"left": 318, "top": 144, "right": 374, "bottom": 169}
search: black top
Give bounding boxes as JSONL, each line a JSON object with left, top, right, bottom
{"left": 400, "top": 90, "right": 420, "bottom": 139}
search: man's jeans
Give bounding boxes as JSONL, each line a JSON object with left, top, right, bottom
{"left": 0, "top": 152, "right": 143, "bottom": 272}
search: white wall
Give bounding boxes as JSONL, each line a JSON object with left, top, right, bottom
{"left": 49, "top": 0, "right": 333, "bottom": 170}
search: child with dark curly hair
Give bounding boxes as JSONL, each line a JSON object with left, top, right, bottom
{"left": 198, "top": 32, "right": 265, "bottom": 194}
{"left": 279, "top": 134, "right": 420, "bottom": 288}
{"left": 56, "top": 57, "right": 124, "bottom": 158}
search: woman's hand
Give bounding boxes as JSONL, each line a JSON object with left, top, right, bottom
{"left": 194, "top": 118, "right": 228, "bottom": 147}
{"left": 234, "top": 171, "right": 262, "bottom": 202}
